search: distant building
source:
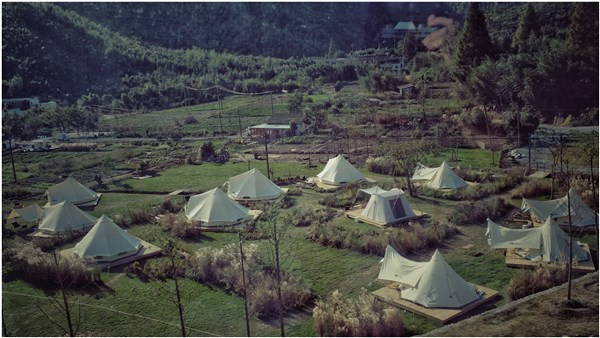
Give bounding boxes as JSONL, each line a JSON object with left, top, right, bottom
{"left": 389, "top": 21, "right": 439, "bottom": 40}
{"left": 394, "top": 21, "right": 417, "bottom": 35}
{"left": 248, "top": 114, "right": 306, "bottom": 139}
{"left": 2, "top": 97, "right": 40, "bottom": 115}
{"left": 398, "top": 84, "right": 415, "bottom": 98}
{"left": 2, "top": 97, "right": 58, "bottom": 116}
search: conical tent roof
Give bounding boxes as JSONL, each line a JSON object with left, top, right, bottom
{"left": 361, "top": 188, "right": 416, "bottom": 224}
{"left": 359, "top": 186, "right": 388, "bottom": 196}
{"left": 486, "top": 218, "right": 588, "bottom": 262}
{"left": 8, "top": 203, "right": 43, "bottom": 223}
{"left": 228, "top": 168, "right": 284, "bottom": 201}
{"left": 317, "top": 155, "right": 366, "bottom": 185}
{"left": 38, "top": 201, "right": 98, "bottom": 234}
{"left": 426, "top": 161, "right": 467, "bottom": 190}
{"left": 522, "top": 188, "right": 597, "bottom": 228}
{"left": 378, "top": 246, "right": 480, "bottom": 308}
{"left": 73, "top": 215, "right": 142, "bottom": 260}
{"left": 46, "top": 177, "right": 99, "bottom": 206}
{"left": 185, "top": 188, "right": 250, "bottom": 227}
{"left": 412, "top": 162, "right": 438, "bottom": 181}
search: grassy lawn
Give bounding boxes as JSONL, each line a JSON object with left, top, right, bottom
{"left": 424, "top": 148, "right": 498, "bottom": 169}
{"left": 3, "top": 154, "right": 597, "bottom": 337}
{"left": 99, "top": 95, "right": 289, "bottom": 135}
{"left": 115, "top": 161, "right": 323, "bottom": 193}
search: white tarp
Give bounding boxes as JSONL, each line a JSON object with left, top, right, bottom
{"left": 486, "top": 218, "right": 588, "bottom": 262}
{"left": 185, "top": 187, "right": 250, "bottom": 227}
{"left": 38, "top": 201, "right": 97, "bottom": 234}
{"left": 73, "top": 215, "right": 142, "bottom": 262}
{"left": 361, "top": 188, "right": 416, "bottom": 224}
{"left": 359, "top": 186, "right": 389, "bottom": 196}
{"left": 227, "top": 168, "right": 284, "bottom": 201}
{"left": 411, "top": 161, "right": 467, "bottom": 190}
{"left": 411, "top": 162, "right": 438, "bottom": 181}
{"left": 8, "top": 203, "right": 43, "bottom": 223}
{"left": 46, "top": 177, "right": 100, "bottom": 206}
{"left": 317, "top": 155, "right": 366, "bottom": 185}
{"left": 378, "top": 246, "right": 480, "bottom": 308}
{"left": 522, "top": 188, "right": 597, "bottom": 228}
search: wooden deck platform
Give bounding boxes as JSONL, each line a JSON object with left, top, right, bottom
{"left": 528, "top": 171, "right": 552, "bottom": 179}
{"left": 505, "top": 244, "right": 596, "bottom": 274}
{"left": 345, "top": 208, "right": 427, "bottom": 228}
{"left": 372, "top": 283, "right": 499, "bottom": 324}
{"left": 60, "top": 240, "right": 162, "bottom": 270}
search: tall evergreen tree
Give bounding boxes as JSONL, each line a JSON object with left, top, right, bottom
{"left": 454, "top": 3, "right": 494, "bottom": 77}
{"left": 568, "top": 2, "right": 599, "bottom": 55}
{"left": 401, "top": 31, "right": 418, "bottom": 61}
{"left": 511, "top": 3, "right": 539, "bottom": 50}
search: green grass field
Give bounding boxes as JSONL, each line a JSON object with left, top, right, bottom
{"left": 114, "top": 161, "right": 323, "bottom": 193}
{"left": 3, "top": 148, "right": 597, "bottom": 336}
{"left": 424, "top": 148, "right": 498, "bottom": 169}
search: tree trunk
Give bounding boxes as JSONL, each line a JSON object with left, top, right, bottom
{"left": 238, "top": 233, "right": 251, "bottom": 337}
{"left": 172, "top": 256, "right": 186, "bottom": 337}
{"left": 566, "top": 166, "right": 573, "bottom": 301}
{"left": 273, "top": 222, "right": 285, "bottom": 337}
{"left": 53, "top": 252, "right": 74, "bottom": 337}
{"left": 9, "top": 139, "right": 17, "bottom": 183}
{"left": 405, "top": 174, "right": 415, "bottom": 197}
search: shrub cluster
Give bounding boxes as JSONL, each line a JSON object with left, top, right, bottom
{"left": 454, "top": 168, "right": 493, "bottom": 183}
{"left": 159, "top": 198, "right": 181, "bottom": 214}
{"left": 366, "top": 157, "right": 402, "bottom": 176}
{"left": 319, "top": 183, "right": 367, "bottom": 209}
{"left": 285, "top": 206, "right": 337, "bottom": 227}
{"left": 187, "top": 243, "right": 312, "bottom": 318}
{"left": 313, "top": 289, "right": 409, "bottom": 337}
{"left": 59, "top": 144, "right": 97, "bottom": 152}
{"left": 306, "top": 221, "right": 458, "bottom": 257}
{"left": 159, "top": 213, "right": 202, "bottom": 239}
{"left": 272, "top": 176, "right": 306, "bottom": 186}
{"left": 508, "top": 264, "right": 569, "bottom": 300}
{"left": 129, "top": 208, "right": 154, "bottom": 225}
{"left": 448, "top": 197, "right": 513, "bottom": 225}
{"left": 510, "top": 179, "right": 552, "bottom": 199}
{"left": 3, "top": 242, "right": 101, "bottom": 289}
{"left": 275, "top": 195, "right": 295, "bottom": 209}
{"left": 2, "top": 188, "right": 30, "bottom": 199}
{"left": 138, "top": 257, "right": 187, "bottom": 281}
{"left": 419, "top": 171, "right": 524, "bottom": 201}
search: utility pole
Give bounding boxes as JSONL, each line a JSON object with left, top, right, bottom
{"left": 566, "top": 160, "right": 573, "bottom": 302}
{"left": 516, "top": 110, "right": 521, "bottom": 148}
{"left": 483, "top": 106, "right": 494, "bottom": 165}
{"left": 238, "top": 232, "right": 251, "bottom": 337}
{"left": 217, "top": 86, "right": 224, "bottom": 137}
{"left": 237, "top": 109, "right": 242, "bottom": 139}
{"left": 528, "top": 133, "right": 531, "bottom": 171}
{"left": 264, "top": 133, "right": 271, "bottom": 180}
{"left": 9, "top": 139, "right": 16, "bottom": 182}
{"left": 272, "top": 219, "right": 285, "bottom": 337}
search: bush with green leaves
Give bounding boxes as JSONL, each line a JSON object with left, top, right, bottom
{"left": 285, "top": 205, "right": 337, "bottom": 227}
{"left": 510, "top": 179, "right": 552, "bottom": 199}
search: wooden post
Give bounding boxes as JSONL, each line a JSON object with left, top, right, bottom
{"left": 265, "top": 133, "right": 271, "bottom": 180}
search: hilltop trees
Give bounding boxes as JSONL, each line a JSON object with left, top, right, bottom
{"left": 511, "top": 3, "right": 539, "bottom": 50}
{"left": 454, "top": 2, "right": 493, "bottom": 77}
{"left": 568, "top": 2, "right": 599, "bottom": 56}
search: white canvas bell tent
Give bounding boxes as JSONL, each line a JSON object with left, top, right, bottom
{"left": 38, "top": 201, "right": 98, "bottom": 235}
{"left": 227, "top": 168, "right": 284, "bottom": 201}
{"left": 522, "top": 188, "right": 598, "bottom": 228}
{"left": 184, "top": 188, "right": 250, "bottom": 227}
{"left": 361, "top": 188, "right": 416, "bottom": 225}
{"left": 317, "top": 155, "right": 366, "bottom": 186}
{"left": 46, "top": 177, "right": 101, "bottom": 207}
{"left": 8, "top": 203, "right": 43, "bottom": 223}
{"left": 378, "top": 245, "right": 481, "bottom": 308}
{"left": 359, "top": 186, "right": 388, "bottom": 196}
{"left": 412, "top": 161, "right": 467, "bottom": 190}
{"left": 73, "top": 215, "right": 142, "bottom": 263}
{"left": 486, "top": 218, "right": 588, "bottom": 263}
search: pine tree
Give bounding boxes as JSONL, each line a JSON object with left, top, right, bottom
{"left": 327, "top": 38, "right": 337, "bottom": 58}
{"left": 401, "top": 31, "right": 418, "bottom": 61}
{"left": 568, "top": 3, "right": 599, "bottom": 53}
{"left": 454, "top": 3, "right": 494, "bottom": 77}
{"left": 511, "top": 3, "right": 538, "bottom": 50}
